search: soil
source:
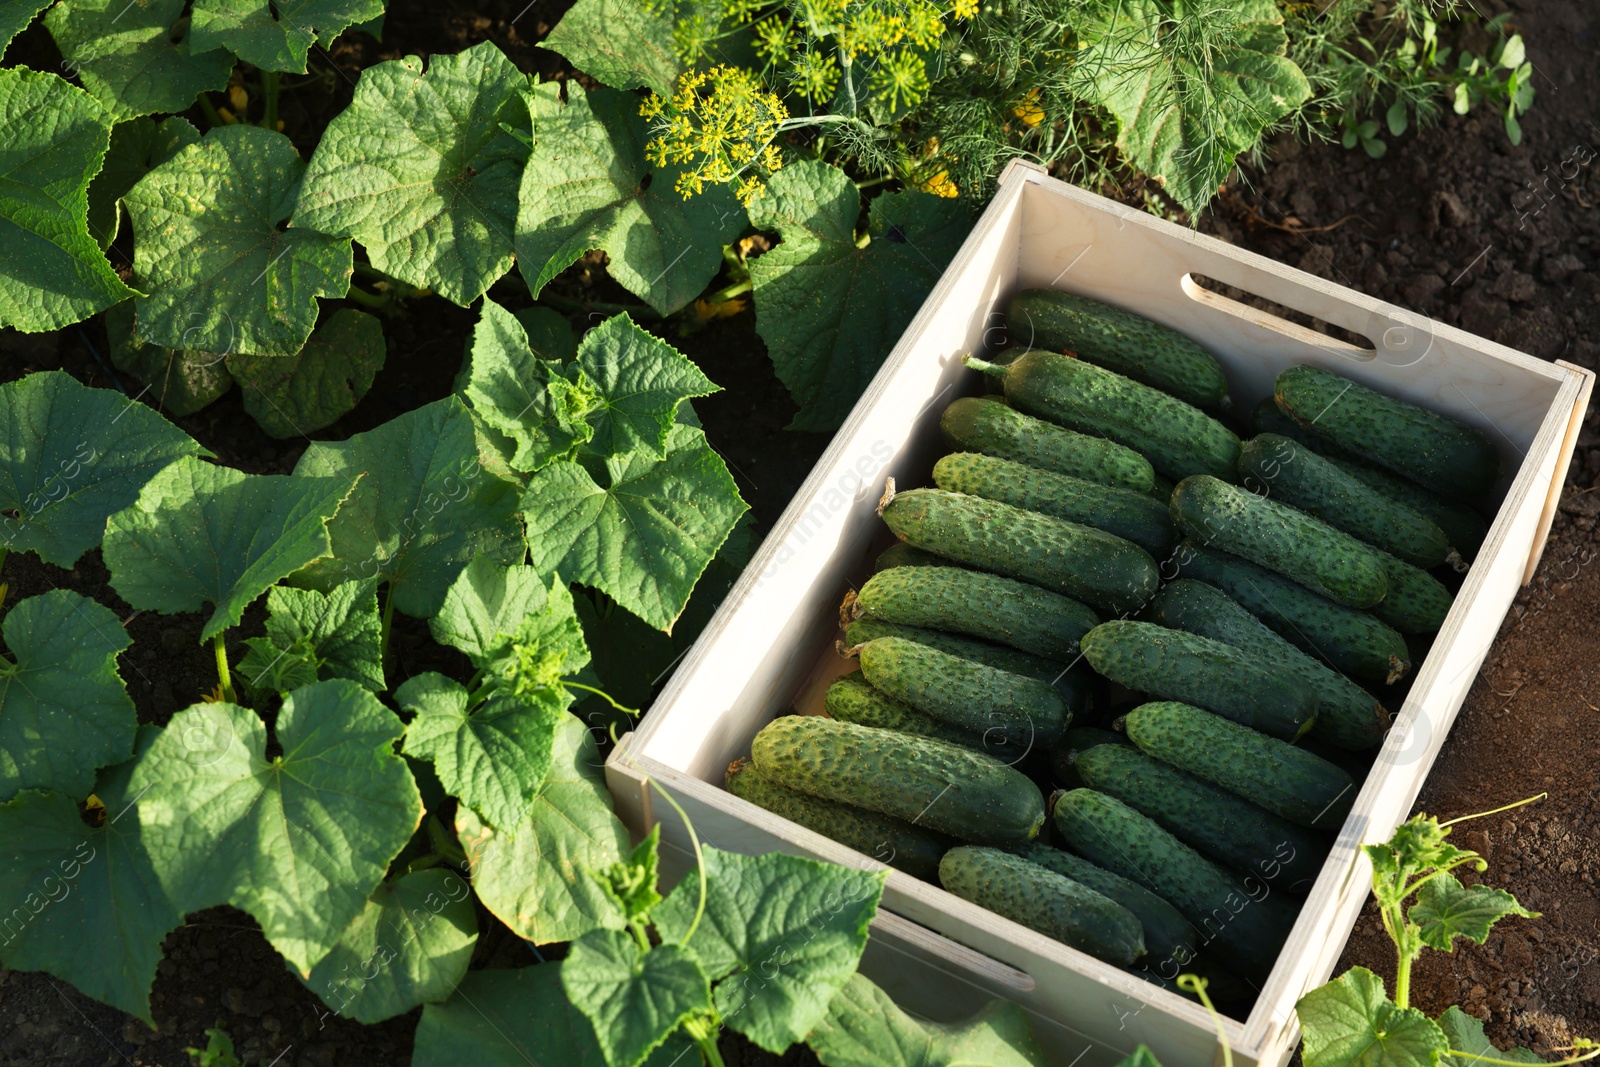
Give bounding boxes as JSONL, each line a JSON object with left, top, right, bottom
{"left": 2, "top": 0, "right": 1598, "bottom": 1064}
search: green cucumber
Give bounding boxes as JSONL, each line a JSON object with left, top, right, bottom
{"left": 874, "top": 542, "right": 953, "bottom": 571}
{"left": 1073, "top": 742, "right": 1328, "bottom": 886}
{"left": 1048, "top": 727, "right": 1130, "bottom": 789}
{"left": 1171, "top": 474, "right": 1389, "bottom": 608}
{"left": 1326, "top": 455, "right": 1488, "bottom": 561}
{"left": 1370, "top": 552, "right": 1453, "bottom": 634}
{"left": 1123, "top": 702, "right": 1356, "bottom": 830}
{"left": 964, "top": 351, "right": 1240, "bottom": 482}
{"left": 853, "top": 637, "right": 1070, "bottom": 746}
{"left": 1174, "top": 542, "right": 1411, "bottom": 684}
{"left": 879, "top": 485, "right": 1161, "bottom": 614}
{"left": 1239, "top": 434, "right": 1450, "bottom": 568}
{"left": 824, "top": 675, "right": 1028, "bottom": 764}
{"left": 1052, "top": 788, "right": 1299, "bottom": 979}
{"left": 1250, "top": 395, "right": 1337, "bottom": 453}
{"left": 853, "top": 563, "right": 1100, "bottom": 659}
{"left": 940, "top": 397, "right": 1155, "bottom": 492}
{"left": 933, "top": 452, "right": 1177, "bottom": 556}
{"left": 1275, "top": 365, "right": 1500, "bottom": 501}
{"left": 1079, "top": 620, "right": 1316, "bottom": 741}
{"left": 1005, "top": 289, "right": 1231, "bottom": 408}
{"left": 751, "top": 716, "right": 1045, "bottom": 845}
{"left": 1015, "top": 843, "right": 1199, "bottom": 967}
{"left": 726, "top": 758, "right": 952, "bottom": 880}
{"left": 1147, "top": 579, "right": 1389, "bottom": 750}
{"left": 939, "top": 846, "right": 1145, "bottom": 965}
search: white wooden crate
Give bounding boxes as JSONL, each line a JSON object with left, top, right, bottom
{"left": 605, "top": 161, "right": 1593, "bottom": 1067}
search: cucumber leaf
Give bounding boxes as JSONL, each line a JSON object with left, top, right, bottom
{"left": 299, "top": 867, "right": 478, "bottom": 1024}
{"left": 238, "top": 580, "right": 384, "bottom": 695}
{"left": 292, "top": 41, "right": 529, "bottom": 305}
{"left": 191, "top": 0, "right": 384, "bottom": 74}
{"left": 87, "top": 116, "right": 200, "bottom": 249}
{"left": 516, "top": 82, "right": 746, "bottom": 317}
{"left": 0, "top": 68, "right": 136, "bottom": 332}
{"left": 561, "top": 930, "right": 712, "bottom": 1067}
{"left": 0, "top": 590, "right": 134, "bottom": 802}
{"left": 130, "top": 681, "right": 424, "bottom": 976}
{"left": 522, "top": 422, "right": 747, "bottom": 631}
{"left": 43, "top": 0, "right": 236, "bottom": 122}
{"left": 1409, "top": 872, "right": 1534, "bottom": 951}
{"left": 0, "top": 728, "right": 182, "bottom": 1023}
{"left": 1296, "top": 966, "right": 1448, "bottom": 1067}
{"left": 102, "top": 455, "right": 356, "bottom": 642}
{"left": 0, "top": 370, "right": 204, "bottom": 568}
{"left": 456, "top": 716, "right": 629, "bottom": 944}
{"left": 748, "top": 160, "right": 969, "bottom": 431}
{"left": 290, "top": 396, "right": 525, "bottom": 619}
{"left": 1436, "top": 1006, "right": 1544, "bottom": 1067}
{"left": 575, "top": 313, "right": 718, "bottom": 461}
{"left": 229, "top": 307, "right": 386, "bottom": 438}
{"left": 538, "top": 0, "right": 681, "bottom": 97}
{"left": 808, "top": 973, "right": 1048, "bottom": 1067}
{"left": 124, "top": 125, "right": 353, "bottom": 358}
{"left": 653, "top": 847, "right": 886, "bottom": 1052}
{"left": 430, "top": 559, "right": 589, "bottom": 677}
{"left": 104, "top": 301, "right": 234, "bottom": 417}
{"left": 1, "top": 1, "right": 52, "bottom": 51}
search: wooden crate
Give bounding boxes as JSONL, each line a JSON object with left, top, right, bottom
{"left": 605, "top": 161, "right": 1593, "bottom": 1067}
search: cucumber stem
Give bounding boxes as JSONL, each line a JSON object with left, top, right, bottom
{"left": 562, "top": 681, "right": 640, "bottom": 718}
{"left": 214, "top": 633, "right": 236, "bottom": 704}
{"left": 378, "top": 587, "right": 395, "bottom": 681}
{"left": 962, "top": 355, "right": 1006, "bottom": 379}
{"left": 196, "top": 92, "right": 226, "bottom": 128}
{"left": 261, "top": 70, "right": 278, "bottom": 130}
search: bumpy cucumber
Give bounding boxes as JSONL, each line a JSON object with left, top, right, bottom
{"left": 874, "top": 542, "right": 952, "bottom": 571}
{"left": 1239, "top": 434, "right": 1450, "bottom": 568}
{"left": 854, "top": 563, "right": 1100, "bottom": 659}
{"left": 1005, "top": 289, "right": 1231, "bottom": 409}
{"left": 879, "top": 486, "right": 1161, "bottom": 614}
{"left": 1326, "top": 455, "right": 1488, "bottom": 561}
{"left": 939, "top": 846, "right": 1145, "bottom": 965}
{"left": 964, "top": 352, "right": 1240, "bottom": 482}
{"left": 1370, "top": 552, "right": 1453, "bottom": 634}
{"left": 726, "top": 758, "right": 951, "bottom": 880}
{"left": 1048, "top": 727, "right": 1130, "bottom": 789}
{"left": 1015, "top": 843, "right": 1199, "bottom": 967}
{"left": 1074, "top": 743, "right": 1327, "bottom": 886}
{"left": 824, "top": 675, "right": 1027, "bottom": 764}
{"left": 933, "top": 452, "right": 1177, "bottom": 556}
{"left": 1250, "top": 396, "right": 1337, "bottom": 453}
{"left": 940, "top": 397, "right": 1155, "bottom": 492}
{"left": 1052, "top": 789, "right": 1299, "bottom": 979}
{"left": 1123, "top": 702, "right": 1356, "bottom": 830}
{"left": 751, "top": 716, "right": 1045, "bottom": 845}
{"left": 1171, "top": 474, "right": 1389, "bottom": 608}
{"left": 1174, "top": 542, "right": 1411, "bottom": 684}
{"left": 854, "top": 637, "right": 1070, "bottom": 746}
{"left": 1275, "top": 365, "right": 1500, "bottom": 501}
{"left": 1079, "top": 620, "right": 1316, "bottom": 741}
{"left": 1147, "top": 579, "right": 1389, "bottom": 750}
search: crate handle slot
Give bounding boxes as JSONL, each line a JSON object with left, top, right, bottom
{"left": 1179, "top": 273, "right": 1380, "bottom": 361}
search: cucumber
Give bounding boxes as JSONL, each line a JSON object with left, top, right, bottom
{"left": 853, "top": 563, "right": 1101, "bottom": 659}
{"left": 1005, "top": 289, "right": 1230, "bottom": 409}
{"left": 1274, "top": 365, "right": 1500, "bottom": 501}
{"left": 1238, "top": 434, "right": 1450, "bottom": 568}
{"left": 1052, "top": 788, "right": 1299, "bottom": 979}
{"left": 726, "top": 758, "right": 952, "bottom": 880}
{"left": 1326, "top": 455, "right": 1488, "bottom": 561}
{"left": 874, "top": 542, "right": 953, "bottom": 571}
{"left": 1014, "top": 843, "right": 1199, "bottom": 967}
{"left": 853, "top": 637, "right": 1070, "bottom": 746}
{"left": 1079, "top": 620, "right": 1316, "bottom": 741}
{"left": 878, "top": 485, "right": 1161, "bottom": 614}
{"left": 1123, "top": 702, "right": 1356, "bottom": 830}
{"left": 824, "top": 675, "right": 1028, "bottom": 764}
{"left": 1370, "top": 552, "right": 1453, "bottom": 634}
{"left": 940, "top": 397, "right": 1155, "bottom": 492}
{"left": 1171, "top": 474, "right": 1389, "bottom": 608}
{"left": 939, "top": 846, "right": 1145, "bottom": 965}
{"left": 1146, "top": 579, "right": 1389, "bottom": 750}
{"left": 933, "top": 452, "right": 1177, "bottom": 556}
{"left": 1048, "top": 727, "right": 1130, "bottom": 789}
{"left": 1250, "top": 395, "right": 1338, "bottom": 453}
{"left": 1073, "top": 742, "right": 1328, "bottom": 886}
{"left": 964, "top": 352, "right": 1240, "bottom": 482}
{"left": 1173, "top": 542, "right": 1411, "bottom": 684}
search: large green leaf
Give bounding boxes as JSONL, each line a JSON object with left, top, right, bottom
{"left": 191, "top": 0, "right": 383, "bottom": 74}
{"left": 2, "top": 1, "right": 52, "bottom": 52}
{"left": 131, "top": 681, "right": 423, "bottom": 976}
{"left": 563, "top": 930, "right": 712, "bottom": 1067}
{"left": 0, "top": 68, "right": 135, "bottom": 332}
{"left": 0, "top": 369, "right": 204, "bottom": 568}
{"left": 430, "top": 559, "right": 589, "bottom": 674}
{"left": 653, "top": 847, "right": 885, "bottom": 1051}
{"left": 102, "top": 455, "right": 355, "bottom": 642}
{"left": 293, "top": 42, "right": 529, "bottom": 305}
{"left": 300, "top": 868, "right": 478, "bottom": 1023}
{"left": 456, "top": 716, "right": 629, "bottom": 944}
{"left": 575, "top": 313, "right": 718, "bottom": 461}
{"left": 0, "top": 590, "right": 134, "bottom": 802}
{"left": 538, "top": 0, "right": 681, "bottom": 96}
{"left": 87, "top": 116, "right": 200, "bottom": 249}
{"left": 1410, "top": 873, "right": 1534, "bottom": 952}
{"left": 1436, "top": 1006, "right": 1543, "bottom": 1067}
{"left": 808, "top": 972, "right": 1048, "bottom": 1067}
{"left": 748, "top": 161, "right": 969, "bottom": 431}
{"left": 516, "top": 83, "right": 746, "bottom": 316}
{"left": 290, "top": 396, "right": 525, "bottom": 619}
{"left": 104, "top": 301, "right": 234, "bottom": 417}
{"left": 0, "top": 728, "right": 181, "bottom": 1023}
{"left": 238, "top": 580, "right": 385, "bottom": 695}
{"left": 229, "top": 307, "right": 386, "bottom": 438}
{"left": 523, "top": 422, "right": 746, "bottom": 631}
{"left": 125, "top": 124, "right": 352, "bottom": 358}
{"left": 43, "top": 0, "right": 235, "bottom": 122}
{"left": 1297, "top": 967, "right": 1449, "bottom": 1067}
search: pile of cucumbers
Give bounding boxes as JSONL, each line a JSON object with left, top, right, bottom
{"left": 731, "top": 288, "right": 1498, "bottom": 1000}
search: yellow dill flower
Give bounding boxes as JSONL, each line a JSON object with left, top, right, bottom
{"left": 869, "top": 49, "right": 930, "bottom": 113}
{"left": 643, "top": 66, "right": 789, "bottom": 202}
{"left": 788, "top": 48, "right": 842, "bottom": 102}
{"left": 754, "top": 16, "right": 795, "bottom": 62}
{"left": 951, "top": 0, "right": 977, "bottom": 19}
{"left": 905, "top": 4, "right": 943, "bottom": 47}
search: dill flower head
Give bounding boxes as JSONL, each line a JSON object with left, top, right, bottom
{"left": 641, "top": 66, "right": 790, "bottom": 205}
